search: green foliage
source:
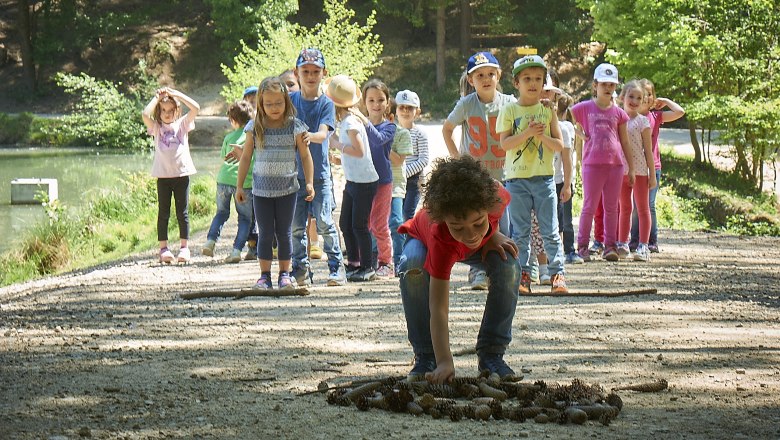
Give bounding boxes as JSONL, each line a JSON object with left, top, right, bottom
{"left": 46, "top": 72, "right": 149, "bottom": 150}
{"left": 0, "top": 113, "right": 35, "bottom": 144}
{"left": 221, "top": 0, "right": 382, "bottom": 101}
{"left": 204, "top": 0, "right": 298, "bottom": 55}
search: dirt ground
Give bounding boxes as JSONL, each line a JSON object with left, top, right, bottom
{"left": 1, "top": 221, "right": 780, "bottom": 439}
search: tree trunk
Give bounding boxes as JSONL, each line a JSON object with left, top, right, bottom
{"left": 688, "top": 121, "right": 701, "bottom": 164}
{"left": 459, "top": 0, "right": 472, "bottom": 58}
{"left": 16, "top": 0, "right": 37, "bottom": 91}
{"left": 436, "top": 4, "right": 446, "bottom": 89}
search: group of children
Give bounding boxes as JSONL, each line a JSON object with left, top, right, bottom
{"left": 142, "top": 48, "right": 683, "bottom": 382}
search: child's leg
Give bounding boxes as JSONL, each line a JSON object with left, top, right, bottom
{"left": 562, "top": 184, "right": 576, "bottom": 255}
{"left": 171, "top": 176, "right": 190, "bottom": 247}
{"left": 398, "top": 238, "right": 434, "bottom": 355}
{"left": 649, "top": 169, "right": 661, "bottom": 245}
{"left": 505, "top": 179, "right": 533, "bottom": 274}
{"left": 351, "top": 182, "right": 378, "bottom": 269}
{"left": 311, "top": 179, "right": 344, "bottom": 273}
{"left": 532, "top": 177, "right": 564, "bottom": 276}
{"left": 272, "top": 192, "right": 297, "bottom": 272}
{"left": 461, "top": 249, "right": 520, "bottom": 355}
{"left": 403, "top": 174, "right": 421, "bottom": 221}
{"left": 369, "top": 183, "right": 393, "bottom": 266}
{"left": 618, "top": 175, "right": 633, "bottom": 243}
{"left": 578, "top": 165, "right": 610, "bottom": 251}
{"left": 600, "top": 167, "right": 624, "bottom": 250}
{"left": 530, "top": 211, "right": 544, "bottom": 258}
{"left": 632, "top": 175, "right": 651, "bottom": 244}
{"left": 254, "top": 195, "right": 275, "bottom": 267}
{"left": 156, "top": 178, "right": 174, "bottom": 247}
{"left": 339, "top": 184, "right": 358, "bottom": 266}
{"left": 233, "top": 186, "right": 254, "bottom": 251}
{"left": 207, "top": 183, "right": 232, "bottom": 242}
{"left": 594, "top": 197, "right": 605, "bottom": 244}
{"left": 291, "top": 180, "right": 312, "bottom": 274}
{"left": 307, "top": 215, "right": 318, "bottom": 250}
{"left": 389, "top": 197, "right": 405, "bottom": 269}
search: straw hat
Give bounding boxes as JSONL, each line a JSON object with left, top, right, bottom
{"left": 324, "top": 75, "right": 361, "bottom": 107}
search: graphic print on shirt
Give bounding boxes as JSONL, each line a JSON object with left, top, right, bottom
{"left": 586, "top": 110, "right": 622, "bottom": 164}
{"left": 465, "top": 115, "right": 505, "bottom": 174}
{"left": 511, "top": 114, "right": 544, "bottom": 167}
{"left": 160, "top": 128, "right": 181, "bottom": 150}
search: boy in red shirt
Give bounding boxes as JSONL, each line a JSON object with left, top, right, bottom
{"left": 398, "top": 156, "right": 521, "bottom": 384}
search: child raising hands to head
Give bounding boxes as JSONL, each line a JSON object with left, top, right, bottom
{"left": 236, "top": 77, "right": 315, "bottom": 291}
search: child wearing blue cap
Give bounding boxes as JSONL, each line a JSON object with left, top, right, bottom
{"left": 442, "top": 51, "right": 516, "bottom": 290}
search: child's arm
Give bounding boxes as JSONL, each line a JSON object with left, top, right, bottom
{"left": 341, "top": 129, "right": 365, "bottom": 158}
{"left": 141, "top": 88, "right": 165, "bottom": 131}
{"left": 618, "top": 123, "right": 635, "bottom": 186}
{"left": 308, "top": 124, "right": 331, "bottom": 144}
{"left": 427, "top": 276, "right": 455, "bottom": 384}
{"left": 405, "top": 129, "right": 429, "bottom": 178}
{"left": 641, "top": 127, "right": 657, "bottom": 189}
{"left": 539, "top": 111, "right": 564, "bottom": 153}
{"left": 235, "top": 133, "right": 255, "bottom": 203}
{"left": 365, "top": 121, "right": 396, "bottom": 148}
{"left": 442, "top": 121, "right": 461, "bottom": 158}
{"left": 655, "top": 97, "right": 685, "bottom": 123}
{"left": 561, "top": 151, "right": 573, "bottom": 202}
{"left": 499, "top": 123, "right": 539, "bottom": 151}
{"left": 296, "top": 133, "right": 316, "bottom": 201}
{"left": 167, "top": 88, "right": 200, "bottom": 122}
{"left": 389, "top": 150, "right": 407, "bottom": 166}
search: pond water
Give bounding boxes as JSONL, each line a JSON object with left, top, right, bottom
{"left": 0, "top": 147, "right": 225, "bottom": 255}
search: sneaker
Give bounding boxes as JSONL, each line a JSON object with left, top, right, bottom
{"left": 254, "top": 273, "right": 273, "bottom": 290}
{"left": 616, "top": 242, "right": 630, "bottom": 259}
{"left": 589, "top": 241, "right": 604, "bottom": 255}
{"left": 348, "top": 267, "right": 376, "bottom": 282}
{"left": 634, "top": 243, "right": 650, "bottom": 262}
{"left": 469, "top": 270, "right": 489, "bottom": 291}
{"left": 278, "top": 272, "right": 296, "bottom": 290}
{"left": 159, "top": 248, "right": 174, "bottom": 264}
{"left": 540, "top": 273, "right": 552, "bottom": 285}
{"left": 519, "top": 271, "right": 532, "bottom": 295}
{"left": 478, "top": 353, "right": 517, "bottom": 380}
{"left": 550, "top": 273, "right": 569, "bottom": 294}
{"left": 648, "top": 243, "right": 660, "bottom": 253}
{"left": 309, "top": 244, "right": 323, "bottom": 260}
{"left": 201, "top": 239, "right": 216, "bottom": 257}
{"left": 292, "top": 266, "right": 312, "bottom": 286}
{"left": 375, "top": 264, "right": 394, "bottom": 278}
{"left": 577, "top": 248, "right": 591, "bottom": 263}
{"left": 529, "top": 263, "right": 540, "bottom": 284}
{"left": 345, "top": 264, "right": 360, "bottom": 279}
{"left": 224, "top": 248, "right": 242, "bottom": 264}
{"left": 176, "top": 247, "right": 191, "bottom": 263}
{"left": 408, "top": 353, "right": 436, "bottom": 381}
{"left": 603, "top": 247, "right": 619, "bottom": 262}
{"left": 565, "top": 251, "right": 584, "bottom": 265}
{"left": 327, "top": 267, "right": 347, "bottom": 286}
{"left": 245, "top": 241, "right": 257, "bottom": 260}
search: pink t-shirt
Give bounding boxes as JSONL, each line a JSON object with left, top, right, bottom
{"left": 571, "top": 100, "right": 629, "bottom": 167}
{"left": 646, "top": 110, "right": 664, "bottom": 170}
{"left": 622, "top": 114, "right": 651, "bottom": 176}
{"left": 149, "top": 115, "right": 196, "bottom": 178}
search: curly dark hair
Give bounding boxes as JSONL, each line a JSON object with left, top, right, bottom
{"left": 422, "top": 156, "right": 501, "bottom": 222}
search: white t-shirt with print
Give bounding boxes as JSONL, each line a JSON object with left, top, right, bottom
{"left": 339, "top": 114, "right": 379, "bottom": 183}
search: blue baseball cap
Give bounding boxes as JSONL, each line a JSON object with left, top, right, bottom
{"left": 243, "top": 85, "right": 258, "bottom": 97}
{"left": 467, "top": 52, "right": 500, "bottom": 74}
{"left": 296, "top": 48, "right": 326, "bottom": 69}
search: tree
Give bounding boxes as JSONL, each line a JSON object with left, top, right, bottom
{"left": 203, "top": 0, "right": 298, "bottom": 55}
{"left": 16, "top": 0, "right": 37, "bottom": 91}
{"left": 221, "top": 0, "right": 382, "bottom": 101}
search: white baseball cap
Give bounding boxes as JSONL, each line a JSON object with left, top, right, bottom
{"left": 395, "top": 90, "right": 420, "bottom": 108}
{"left": 543, "top": 73, "right": 563, "bottom": 95}
{"left": 593, "top": 63, "right": 619, "bottom": 84}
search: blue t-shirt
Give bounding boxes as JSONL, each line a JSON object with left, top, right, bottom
{"left": 366, "top": 120, "right": 396, "bottom": 185}
{"left": 290, "top": 91, "right": 335, "bottom": 181}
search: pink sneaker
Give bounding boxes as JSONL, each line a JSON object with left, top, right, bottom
{"left": 375, "top": 264, "right": 394, "bottom": 278}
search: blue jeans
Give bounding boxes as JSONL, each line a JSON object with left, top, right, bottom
{"left": 292, "top": 178, "right": 343, "bottom": 273}
{"left": 207, "top": 183, "right": 253, "bottom": 250}
{"left": 505, "top": 176, "right": 565, "bottom": 275}
{"left": 630, "top": 169, "right": 661, "bottom": 247}
{"left": 556, "top": 182, "right": 575, "bottom": 254}
{"left": 339, "top": 180, "right": 378, "bottom": 269}
{"left": 399, "top": 238, "right": 520, "bottom": 356}
{"left": 403, "top": 174, "right": 421, "bottom": 221}
{"left": 389, "top": 197, "right": 405, "bottom": 268}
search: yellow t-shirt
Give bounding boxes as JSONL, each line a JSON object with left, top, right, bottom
{"left": 496, "top": 102, "right": 555, "bottom": 179}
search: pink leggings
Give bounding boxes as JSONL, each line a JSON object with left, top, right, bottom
{"left": 578, "top": 164, "right": 624, "bottom": 251}
{"left": 369, "top": 182, "right": 393, "bottom": 266}
{"left": 619, "top": 175, "right": 651, "bottom": 244}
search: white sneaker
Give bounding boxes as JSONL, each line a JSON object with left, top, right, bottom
{"left": 159, "top": 248, "right": 175, "bottom": 264}
{"left": 633, "top": 244, "right": 650, "bottom": 262}
{"left": 224, "top": 248, "right": 242, "bottom": 264}
{"left": 469, "top": 270, "right": 489, "bottom": 290}
{"left": 540, "top": 273, "right": 552, "bottom": 285}
{"left": 177, "top": 247, "right": 191, "bottom": 263}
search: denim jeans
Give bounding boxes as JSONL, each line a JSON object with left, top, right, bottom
{"left": 339, "top": 180, "right": 378, "bottom": 269}
{"left": 291, "top": 178, "right": 343, "bottom": 273}
{"left": 389, "top": 197, "right": 405, "bottom": 268}
{"left": 630, "top": 169, "right": 661, "bottom": 247}
{"left": 555, "top": 182, "right": 575, "bottom": 254}
{"left": 403, "top": 174, "right": 421, "bottom": 221}
{"left": 207, "top": 183, "right": 253, "bottom": 250}
{"left": 398, "top": 238, "right": 520, "bottom": 357}
{"left": 505, "top": 176, "right": 565, "bottom": 275}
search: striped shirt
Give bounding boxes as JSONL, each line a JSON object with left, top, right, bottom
{"left": 404, "top": 125, "right": 429, "bottom": 178}
{"left": 246, "top": 118, "right": 309, "bottom": 198}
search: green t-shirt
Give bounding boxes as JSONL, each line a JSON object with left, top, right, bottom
{"left": 391, "top": 125, "right": 414, "bottom": 198}
{"left": 496, "top": 102, "right": 555, "bottom": 179}
{"left": 216, "top": 128, "right": 253, "bottom": 189}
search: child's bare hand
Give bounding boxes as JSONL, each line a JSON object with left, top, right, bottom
{"left": 224, "top": 143, "right": 243, "bottom": 163}
{"left": 649, "top": 175, "right": 658, "bottom": 190}
{"left": 480, "top": 232, "right": 518, "bottom": 261}
{"left": 627, "top": 170, "right": 636, "bottom": 187}
{"left": 425, "top": 362, "right": 455, "bottom": 385}
{"left": 540, "top": 98, "right": 555, "bottom": 109}
{"left": 304, "top": 184, "right": 315, "bottom": 202}
{"left": 236, "top": 187, "right": 246, "bottom": 203}
{"left": 302, "top": 132, "right": 311, "bottom": 145}
{"left": 560, "top": 185, "right": 572, "bottom": 203}
{"left": 524, "top": 120, "right": 545, "bottom": 138}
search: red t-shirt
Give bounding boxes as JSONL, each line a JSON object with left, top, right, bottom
{"left": 397, "top": 183, "right": 510, "bottom": 280}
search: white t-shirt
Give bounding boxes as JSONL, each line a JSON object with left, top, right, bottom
{"left": 623, "top": 114, "right": 652, "bottom": 176}
{"left": 339, "top": 114, "right": 379, "bottom": 183}
{"left": 553, "top": 120, "right": 575, "bottom": 185}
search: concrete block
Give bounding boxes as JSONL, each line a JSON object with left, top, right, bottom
{"left": 10, "top": 178, "right": 59, "bottom": 205}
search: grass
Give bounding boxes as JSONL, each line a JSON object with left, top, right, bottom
{"left": 0, "top": 172, "right": 216, "bottom": 287}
